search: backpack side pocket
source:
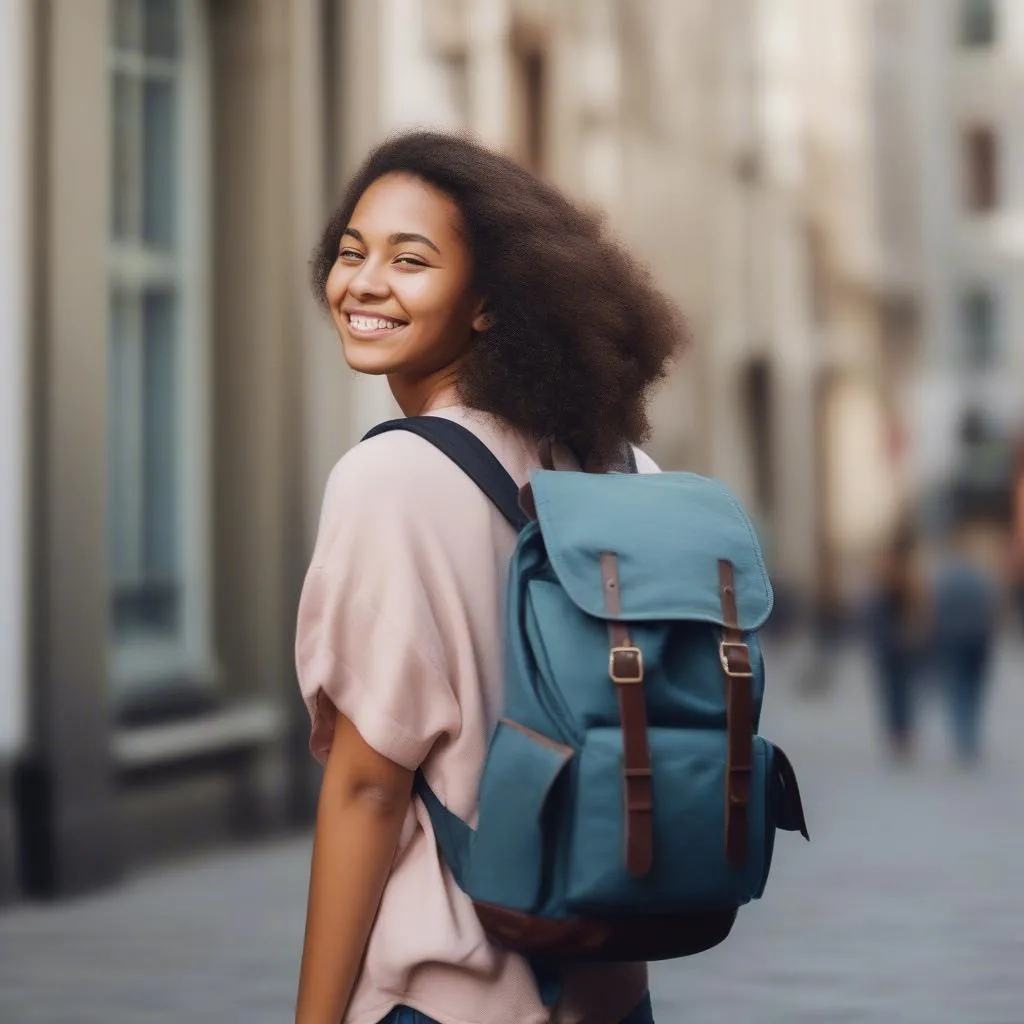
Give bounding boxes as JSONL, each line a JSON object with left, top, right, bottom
{"left": 466, "top": 719, "right": 574, "bottom": 913}
{"left": 755, "top": 742, "right": 810, "bottom": 898}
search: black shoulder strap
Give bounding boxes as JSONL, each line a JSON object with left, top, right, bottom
{"left": 362, "top": 416, "right": 529, "bottom": 531}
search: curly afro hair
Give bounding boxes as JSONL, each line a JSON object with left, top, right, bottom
{"left": 311, "top": 130, "right": 688, "bottom": 466}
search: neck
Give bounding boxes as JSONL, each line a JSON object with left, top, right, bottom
{"left": 388, "top": 363, "right": 463, "bottom": 417}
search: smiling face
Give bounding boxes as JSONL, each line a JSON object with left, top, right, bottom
{"left": 324, "top": 172, "right": 488, "bottom": 409}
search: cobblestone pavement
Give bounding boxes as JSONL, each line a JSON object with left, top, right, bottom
{"left": 1, "top": 638, "right": 1022, "bottom": 1024}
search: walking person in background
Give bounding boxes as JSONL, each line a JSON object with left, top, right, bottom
{"left": 293, "top": 131, "right": 684, "bottom": 1024}
{"left": 865, "top": 517, "right": 925, "bottom": 762}
{"left": 932, "top": 509, "right": 1000, "bottom": 766}
{"left": 1011, "top": 432, "right": 1024, "bottom": 637}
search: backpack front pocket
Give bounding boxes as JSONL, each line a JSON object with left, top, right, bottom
{"left": 466, "top": 718, "right": 574, "bottom": 914}
{"left": 565, "top": 727, "right": 772, "bottom": 913}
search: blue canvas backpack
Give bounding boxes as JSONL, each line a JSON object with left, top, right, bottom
{"left": 363, "top": 417, "right": 809, "bottom": 1002}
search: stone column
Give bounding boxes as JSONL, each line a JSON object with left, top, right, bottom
{"left": 0, "top": 0, "right": 30, "bottom": 905}
{"left": 23, "top": 0, "right": 123, "bottom": 897}
{"left": 289, "top": 0, "right": 348, "bottom": 821}
{"left": 208, "top": 0, "right": 308, "bottom": 834}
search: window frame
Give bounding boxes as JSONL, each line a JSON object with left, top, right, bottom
{"left": 107, "top": 0, "right": 214, "bottom": 696}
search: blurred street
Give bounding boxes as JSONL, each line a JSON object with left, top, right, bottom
{"left": 1, "top": 636, "right": 1022, "bottom": 1024}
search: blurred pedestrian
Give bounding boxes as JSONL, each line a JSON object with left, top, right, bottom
{"left": 932, "top": 511, "right": 1000, "bottom": 766}
{"left": 865, "top": 517, "right": 924, "bottom": 762}
{"left": 1011, "top": 432, "right": 1024, "bottom": 636}
{"left": 293, "top": 132, "right": 682, "bottom": 1024}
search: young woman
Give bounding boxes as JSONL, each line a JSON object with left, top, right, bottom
{"left": 294, "top": 131, "right": 686, "bottom": 1024}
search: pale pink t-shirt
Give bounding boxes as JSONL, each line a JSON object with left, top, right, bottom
{"left": 296, "top": 405, "right": 658, "bottom": 1024}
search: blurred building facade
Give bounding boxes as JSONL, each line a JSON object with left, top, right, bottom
{"left": 607, "top": 0, "right": 902, "bottom": 617}
{"left": 1, "top": 0, "right": 906, "bottom": 905}
{"left": 2, "top": 0, "right": 353, "bottom": 903}
{"left": 874, "top": 0, "right": 1024, "bottom": 520}
{"left": 426, "top": 0, "right": 904, "bottom": 614}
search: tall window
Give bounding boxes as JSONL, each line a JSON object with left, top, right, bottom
{"left": 108, "top": 0, "right": 211, "bottom": 696}
{"left": 741, "top": 356, "right": 775, "bottom": 522}
{"left": 518, "top": 49, "right": 546, "bottom": 174}
{"left": 960, "top": 0, "right": 996, "bottom": 47}
{"left": 960, "top": 288, "right": 998, "bottom": 371}
{"left": 963, "top": 125, "right": 998, "bottom": 213}
{"left": 511, "top": 37, "right": 547, "bottom": 175}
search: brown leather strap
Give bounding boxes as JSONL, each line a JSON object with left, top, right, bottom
{"left": 518, "top": 481, "right": 538, "bottom": 520}
{"left": 718, "top": 560, "right": 754, "bottom": 867}
{"left": 519, "top": 437, "right": 559, "bottom": 519}
{"left": 601, "top": 553, "right": 653, "bottom": 877}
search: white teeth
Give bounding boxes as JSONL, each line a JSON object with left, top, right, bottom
{"left": 349, "top": 315, "right": 403, "bottom": 332}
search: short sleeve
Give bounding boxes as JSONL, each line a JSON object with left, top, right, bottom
{"left": 295, "top": 437, "right": 462, "bottom": 769}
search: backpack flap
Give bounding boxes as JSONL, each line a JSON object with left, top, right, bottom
{"left": 529, "top": 470, "right": 773, "bottom": 628}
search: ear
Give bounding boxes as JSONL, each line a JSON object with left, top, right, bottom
{"left": 472, "top": 301, "right": 493, "bottom": 333}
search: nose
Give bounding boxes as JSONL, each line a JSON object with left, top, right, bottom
{"left": 349, "top": 256, "right": 390, "bottom": 301}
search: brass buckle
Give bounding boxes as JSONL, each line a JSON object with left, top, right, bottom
{"left": 719, "top": 641, "right": 753, "bottom": 678}
{"left": 609, "top": 645, "right": 644, "bottom": 684}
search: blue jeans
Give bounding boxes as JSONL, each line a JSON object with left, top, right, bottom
{"left": 873, "top": 647, "right": 914, "bottom": 745}
{"left": 380, "top": 991, "right": 655, "bottom": 1023}
{"left": 941, "top": 639, "right": 991, "bottom": 762}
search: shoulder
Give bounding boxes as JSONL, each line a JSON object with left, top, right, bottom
{"left": 315, "top": 432, "right": 448, "bottom": 540}
{"left": 324, "top": 428, "right": 452, "bottom": 503}
{"left": 314, "top": 429, "right": 473, "bottom": 558}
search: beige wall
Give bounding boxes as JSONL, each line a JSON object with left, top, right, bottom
{"left": 800, "top": 0, "right": 897, "bottom": 571}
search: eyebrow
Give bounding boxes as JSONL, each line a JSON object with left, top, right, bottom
{"left": 342, "top": 227, "right": 441, "bottom": 255}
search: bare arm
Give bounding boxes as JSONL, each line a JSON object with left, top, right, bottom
{"left": 295, "top": 711, "right": 414, "bottom": 1024}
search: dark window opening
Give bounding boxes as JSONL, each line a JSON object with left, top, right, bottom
{"left": 321, "top": 0, "right": 339, "bottom": 195}
{"left": 742, "top": 356, "right": 775, "bottom": 519}
{"left": 961, "top": 0, "right": 996, "bottom": 47}
{"left": 961, "top": 288, "right": 998, "bottom": 371}
{"left": 964, "top": 125, "right": 997, "bottom": 212}
{"left": 521, "top": 49, "right": 546, "bottom": 174}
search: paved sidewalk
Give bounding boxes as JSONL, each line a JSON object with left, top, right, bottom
{"left": 1, "top": 639, "right": 1022, "bottom": 1023}
{"left": 649, "top": 637, "right": 1024, "bottom": 1024}
{"left": 0, "top": 835, "right": 310, "bottom": 1023}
